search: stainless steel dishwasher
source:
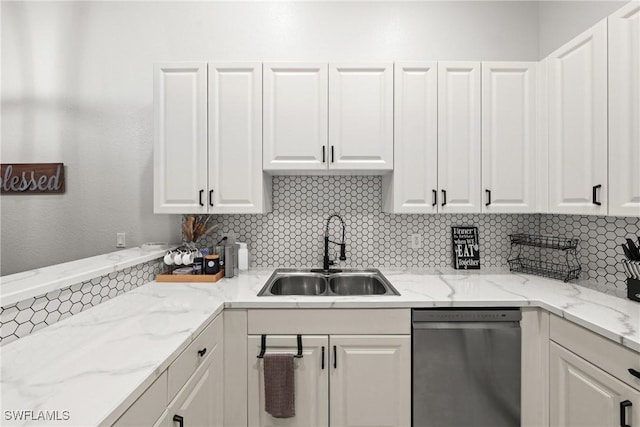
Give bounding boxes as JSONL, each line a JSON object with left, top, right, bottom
{"left": 412, "top": 308, "right": 521, "bottom": 427}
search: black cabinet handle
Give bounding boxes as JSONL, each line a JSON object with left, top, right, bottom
{"left": 209, "top": 190, "right": 214, "bottom": 207}
{"left": 173, "top": 414, "right": 184, "bottom": 427}
{"left": 321, "top": 346, "right": 325, "bottom": 370}
{"left": 593, "top": 185, "right": 602, "bottom": 206}
{"left": 441, "top": 190, "right": 447, "bottom": 207}
{"left": 198, "top": 347, "right": 207, "bottom": 357}
{"left": 331, "top": 146, "right": 335, "bottom": 163}
{"left": 333, "top": 345, "right": 337, "bottom": 369}
{"left": 485, "top": 189, "right": 492, "bottom": 207}
{"left": 322, "top": 146, "right": 326, "bottom": 163}
{"left": 432, "top": 189, "right": 437, "bottom": 207}
{"left": 199, "top": 189, "right": 204, "bottom": 207}
{"left": 620, "top": 400, "right": 632, "bottom": 427}
{"left": 629, "top": 368, "right": 640, "bottom": 379}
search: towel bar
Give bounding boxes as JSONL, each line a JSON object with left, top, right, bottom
{"left": 257, "top": 334, "right": 304, "bottom": 359}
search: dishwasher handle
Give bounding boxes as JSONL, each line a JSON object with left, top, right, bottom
{"left": 412, "top": 321, "right": 521, "bottom": 330}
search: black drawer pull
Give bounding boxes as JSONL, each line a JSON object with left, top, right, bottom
{"left": 620, "top": 400, "right": 632, "bottom": 427}
{"left": 322, "top": 146, "right": 326, "bottom": 163}
{"left": 173, "top": 414, "right": 184, "bottom": 427}
{"left": 199, "top": 189, "right": 204, "bottom": 207}
{"left": 198, "top": 347, "right": 207, "bottom": 357}
{"left": 321, "top": 346, "right": 325, "bottom": 370}
{"left": 209, "top": 190, "right": 214, "bottom": 207}
{"left": 629, "top": 368, "right": 640, "bottom": 379}
{"left": 331, "top": 146, "right": 335, "bottom": 163}
{"left": 432, "top": 189, "right": 437, "bottom": 207}
{"left": 485, "top": 189, "right": 491, "bottom": 207}
{"left": 333, "top": 345, "right": 337, "bottom": 369}
{"left": 593, "top": 184, "right": 602, "bottom": 206}
{"left": 441, "top": 190, "right": 447, "bottom": 207}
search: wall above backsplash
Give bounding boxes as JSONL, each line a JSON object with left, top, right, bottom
{"left": 198, "top": 176, "right": 639, "bottom": 299}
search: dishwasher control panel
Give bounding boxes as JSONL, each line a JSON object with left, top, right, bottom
{"left": 412, "top": 308, "right": 521, "bottom": 323}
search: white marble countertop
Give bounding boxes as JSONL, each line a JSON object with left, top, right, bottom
{"left": 0, "top": 245, "right": 174, "bottom": 307}
{"left": 1, "top": 269, "right": 638, "bottom": 426}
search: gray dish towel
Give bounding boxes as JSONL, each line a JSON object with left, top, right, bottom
{"left": 263, "top": 353, "right": 295, "bottom": 418}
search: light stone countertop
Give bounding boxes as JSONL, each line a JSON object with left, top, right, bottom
{"left": 1, "top": 269, "right": 638, "bottom": 426}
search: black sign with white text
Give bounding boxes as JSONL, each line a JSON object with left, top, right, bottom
{"left": 452, "top": 226, "right": 480, "bottom": 270}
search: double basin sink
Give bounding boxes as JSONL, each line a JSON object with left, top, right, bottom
{"left": 257, "top": 268, "right": 400, "bottom": 296}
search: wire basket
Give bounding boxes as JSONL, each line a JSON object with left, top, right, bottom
{"left": 508, "top": 234, "right": 581, "bottom": 282}
{"left": 509, "top": 234, "right": 578, "bottom": 250}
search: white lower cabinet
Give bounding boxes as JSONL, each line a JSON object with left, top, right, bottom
{"left": 248, "top": 335, "right": 329, "bottom": 427}
{"left": 549, "top": 314, "right": 640, "bottom": 427}
{"left": 112, "top": 315, "right": 224, "bottom": 427}
{"left": 330, "top": 335, "right": 411, "bottom": 427}
{"left": 247, "top": 334, "right": 410, "bottom": 427}
{"left": 550, "top": 343, "right": 640, "bottom": 427}
{"left": 164, "top": 344, "right": 224, "bottom": 427}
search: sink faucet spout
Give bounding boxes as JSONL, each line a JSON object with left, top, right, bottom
{"left": 321, "top": 214, "right": 347, "bottom": 272}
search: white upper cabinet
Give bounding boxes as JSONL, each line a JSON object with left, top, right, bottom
{"left": 208, "top": 63, "right": 271, "bottom": 214}
{"left": 482, "top": 62, "right": 537, "bottom": 213}
{"left": 263, "top": 63, "right": 328, "bottom": 171}
{"left": 329, "top": 63, "right": 394, "bottom": 171}
{"left": 383, "top": 62, "right": 438, "bottom": 213}
{"left": 153, "top": 62, "right": 208, "bottom": 214}
{"left": 437, "top": 62, "right": 481, "bottom": 213}
{"left": 609, "top": 2, "right": 640, "bottom": 217}
{"left": 547, "top": 20, "right": 608, "bottom": 215}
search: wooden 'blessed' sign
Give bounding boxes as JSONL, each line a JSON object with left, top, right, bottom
{"left": 1, "top": 163, "right": 65, "bottom": 194}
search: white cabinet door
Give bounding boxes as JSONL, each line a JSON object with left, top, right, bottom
{"left": 548, "top": 20, "right": 608, "bottom": 215}
{"left": 208, "top": 63, "right": 271, "bottom": 214}
{"left": 482, "top": 62, "right": 537, "bottom": 213}
{"left": 263, "top": 63, "right": 328, "bottom": 171}
{"left": 330, "top": 335, "right": 410, "bottom": 427}
{"left": 168, "top": 337, "right": 224, "bottom": 427}
{"left": 153, "top": 62, "right": 208, "bottom": 214}
{"left": 609, "top": 3, "right": 640, "bottom": 217}
{"left": 438, "top": 62, "right": 481, "bottom": 213}
{"left": 247, "top": 335, "right": 329, "bottom": 427}
{"left": 550, "top": 342, "right": 640, "bottom": 427}
{"left": 383, "top": 62, "right": 438, "bottom": 213}
{"left": 329, "top": 63, "right": 393, "bottom": 170}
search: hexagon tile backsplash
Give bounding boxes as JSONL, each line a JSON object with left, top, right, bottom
{"left": 201, "top": 176, "right": 639, "bottom": 298}
{"left": 0, "top": 259, "right": 164, "bottom": 345}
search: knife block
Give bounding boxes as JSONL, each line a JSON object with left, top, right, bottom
{"left": 627, "top": 278, "right": 640, "bottom": 302}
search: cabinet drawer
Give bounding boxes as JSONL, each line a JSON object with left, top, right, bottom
{"left": 168, "top": 314, "right": 223, "bottom": 401}
{"left": 550, "top": 314, "right": 640, "bottom": 390}
{"left": 112, "top": 371, "right": 167, "bottom": 427}
{"left": 248, "top": 309, "right": 410, "bottom": 334}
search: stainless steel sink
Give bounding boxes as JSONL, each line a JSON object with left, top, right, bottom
{"left": 257, "top": 269, "right": 400, "bottom": 296}
{"left": 268, "top": 273, "right": 327, "bottom": 296}
{"left": 329, "top": 272, "right": 388, "bottom": 295}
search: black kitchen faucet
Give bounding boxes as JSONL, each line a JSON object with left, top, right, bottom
{"left": 313, "top": 214, "right": 347, "bottom": 273}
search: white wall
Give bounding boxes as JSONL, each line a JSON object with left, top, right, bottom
{"left": 538, "top": 0, "right": 630, "bottom": 57}
{"left": 1, "top": 1, "right": 541, "bottom": 275}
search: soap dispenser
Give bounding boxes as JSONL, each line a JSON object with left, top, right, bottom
{"left": 237, "top": 242, "right": 248, "bottom": 271}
